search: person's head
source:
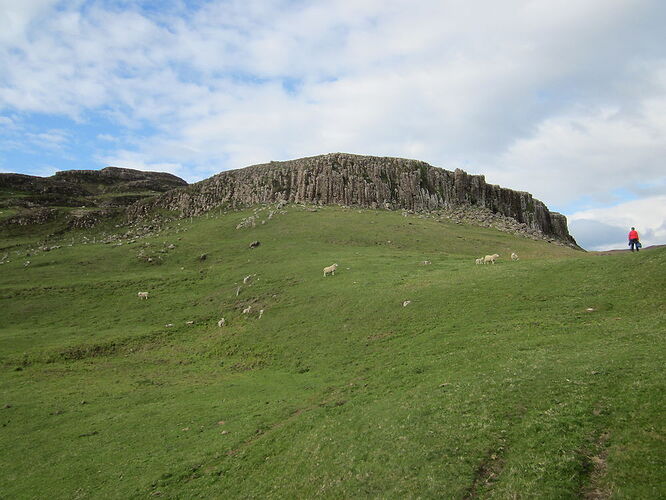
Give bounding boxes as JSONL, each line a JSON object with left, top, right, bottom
{"left": 631, "top": 227, "right": 635, "bottom": 230}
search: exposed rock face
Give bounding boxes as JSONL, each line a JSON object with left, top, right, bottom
{"left": 0, "top": 167, "right": 188, "bottom": 227}
{"left": 128, "top": 153, "right": 578, "bottom": 247}
{"left": 52, "top": 167, "right": 187, "bottom": 193}
{"left": 0, "top": 167, "right": 187, "bottom": 209}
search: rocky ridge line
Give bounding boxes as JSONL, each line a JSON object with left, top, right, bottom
{"left": 127, "top": 153, "right": 579, "bottom": 247}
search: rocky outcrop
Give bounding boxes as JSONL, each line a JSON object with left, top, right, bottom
{"left": 0, "top": 167, "right": 188, "bottom": 228}
{"left": 0, "top": 167, "right": 187, "bottom": 209}
{"left": 52, "top": 167, "right": 187, "bottom": 193}
{"left": 127, "top": 153, "right": 578, "bottom": 247}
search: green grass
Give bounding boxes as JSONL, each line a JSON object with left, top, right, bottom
{"left": 0, "top": 207, "right": 18, "bottom": 221}
{"left": 0, "top": 205, "right": 664, "bottom": 498}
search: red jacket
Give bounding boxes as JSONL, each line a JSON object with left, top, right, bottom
{"left": 629, "top": 230, "right": 639, "bottom": 240}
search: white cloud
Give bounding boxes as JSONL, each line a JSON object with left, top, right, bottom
{"left": 100, "top": 150, "right": 184, "bottom": 177}
{"left": 0, "top": 0, "right": 60, "bottom": 44}
{"left": 487, "top": 95, "right": 666, "bottom": 208}
{"left": 569, "top": 195, "right": 666, "bottom": 250}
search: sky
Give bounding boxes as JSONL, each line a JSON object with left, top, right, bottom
{"left": 1, "top": 0, "right": 665, "bottom": 250}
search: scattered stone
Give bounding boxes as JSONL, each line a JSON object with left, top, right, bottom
{"left": 199, "top": 253, "right": 207, "bottom": 261}
{"left": 78, "top": 430, "right": 99, "bottom": 438}
{"left": 586, "top": 308, "right": 596, "bottom": 312}
{"left": 186, "top": 321, "right": 194, "bottom": 325}
{"left": 165, "top": 323, "right": 174, "bottom": 328}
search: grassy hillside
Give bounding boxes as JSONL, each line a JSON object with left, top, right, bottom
{"left": 1, "top": 205, "right": 664, "bottom": 499}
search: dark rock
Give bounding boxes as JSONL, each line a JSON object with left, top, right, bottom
{"left": 127, "top": 153, "right": 578, "bottom": 247}
{"left": 0, "top": 167, "right": 187, "bottom": 227}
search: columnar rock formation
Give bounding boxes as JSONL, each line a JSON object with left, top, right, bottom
{"left": 127, "top": 153, "right": 578, "bottom": 246}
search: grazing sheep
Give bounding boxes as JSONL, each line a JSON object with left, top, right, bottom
{"left": 243, "top": 274, "right": 256, "bottom": 284}
{"left": 242, "top": 305, "right": 252, "bottom": 314}
{"left": 422, "top": 260, "right": 431, "bottom": 265}
{"left": 137, "top": 291, "right": 149, "bottom": 299}
{"left": 258, "top": 309, "right": 264, "bottom": 319}
{"left": 249, "top": 241, "right": 261, "bottom": 249}
{"left": 475, "top": 258, "right": 484, "bottom": 265}
{"left": 402, "top": 300, "right": 411, "bottom": 307}
{"left": 511, "top": 252, "right": 519, "bottom": 261}
{"left": 323, "top": 263, "right": 338, "bottom": 277}
{"left": 218, "top": 318, "right": 226, "bottom": 327}
{"left": 483, "top": 254, "right": 500, "bottom": 265}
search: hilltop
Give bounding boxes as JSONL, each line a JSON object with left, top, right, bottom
{"left": 2, "top": 154, "right": 579, "bottom": 250}
{"left": 129, "top": 153, "right": 579, "bottom": 248}
{"left": 0, "top": 166, "right": 186, "bottom": 228}
{"left": 0, "top": 201, "right": 663, "bottom": 498}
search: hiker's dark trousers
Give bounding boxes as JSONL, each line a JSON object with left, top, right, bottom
{"left": 630, "top": 238, "right": 640, "bottom": 251}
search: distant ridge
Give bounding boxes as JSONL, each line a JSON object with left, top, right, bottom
{"left": 127, "top": 153, "right": 578, "bottom": 247}
{"left": 0, "top": 166, "right": 188, "bottom": 228}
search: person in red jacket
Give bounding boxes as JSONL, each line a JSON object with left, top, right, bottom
{"left": 628, "top": 227, "right": 640, "bottom": 252}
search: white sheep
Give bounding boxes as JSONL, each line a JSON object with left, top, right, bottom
{"left": 511, "top": 252, "right": 519, "bottom": 261}
{"left": 218, "top": 318, "right": 226, "bottom": 327}
{"left": 137, "top": 291, "right": 149, "bottom": 299}
{"left": 475, "top": 258, "right": 483, "bottom": 265}
{"left": 323, "top": 263, "right": 338, "bottom": 277}
{"left": 483, "top": 254, "right": 500, "bottom": 265}
{"left": 242, "top": 305, "right": 252, "bottom": 314}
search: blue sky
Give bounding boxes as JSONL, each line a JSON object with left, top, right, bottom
{"left": 1, "top": 0, "right": 665, "bottom": 250}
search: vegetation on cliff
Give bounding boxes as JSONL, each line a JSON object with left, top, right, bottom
{"left": 128, "top": 153, "right": 578, "bottom": 247}
{"left": 0, "top": 167, "right": 187, "bottom": 228}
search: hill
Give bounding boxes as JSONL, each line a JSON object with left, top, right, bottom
{"left": 128, "top": 153, "right": 579, "bottom": 248}
{"left": 0, "top": 166, "right": 187, "bottom": 228}
{"left": 0, "top": 203, "right": 663, "bottom": 498}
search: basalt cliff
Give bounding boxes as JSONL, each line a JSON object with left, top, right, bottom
{"left": 127, "top": 153, "right": 579, "bottom": 247}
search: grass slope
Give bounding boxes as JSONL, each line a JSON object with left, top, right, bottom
{"left": 1, "top": 205, "right": 664, "bottom": 499}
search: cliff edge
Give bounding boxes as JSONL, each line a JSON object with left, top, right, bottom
{"left": 127, "top": 153, "right": 578, "bottom": 247}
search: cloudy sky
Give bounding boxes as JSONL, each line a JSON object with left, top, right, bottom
{"left": 1, "top": 0, "right": 665, "bottom": 250}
